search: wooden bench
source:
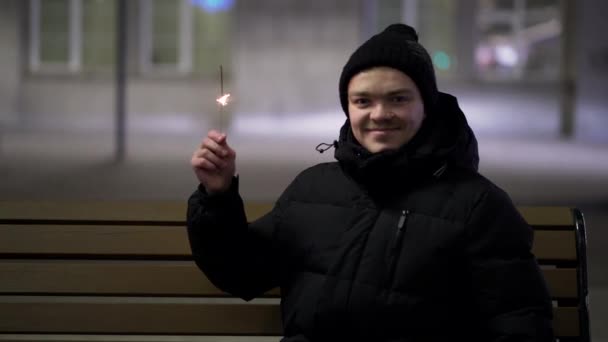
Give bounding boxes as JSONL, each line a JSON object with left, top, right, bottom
{"left": 0, "top": 202, "right": 590, "bottom": 341}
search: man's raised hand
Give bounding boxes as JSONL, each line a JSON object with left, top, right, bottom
{"left": 191, "top": 130, "right": 236, "bottom": 194}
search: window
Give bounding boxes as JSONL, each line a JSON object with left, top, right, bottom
{"left": 38, "top": 0, "right": 70, "bottom": 67}
{"left": 361, "top": 0, "right": 562, "bottom": 82}
{"left": 139, "top": 0, "right": 233, "bottom": 76}
{"left": 29, "top": 0, "right": 233, "bottom": 76}
{"left": 192, "top": 2, "right": 232, "bottom": 76}
{"left": 29, "top": 0, "right": 116, "bottom": 73}
{"left": 476, "top": 0, "right": 562, "bottom": 81}
{"left": 82, "top": 0, "right": 116, "bottom": 71}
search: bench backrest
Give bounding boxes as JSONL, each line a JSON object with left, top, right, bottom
{"left": 0, "top": 202, "right": 590, "bottom": 341}
{"left": 521, "top": 206, "right": 590, "bottom": 342}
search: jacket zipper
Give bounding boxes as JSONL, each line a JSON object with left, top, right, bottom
{"left": 386, "top": 209, "right": 409, "bottom": 287}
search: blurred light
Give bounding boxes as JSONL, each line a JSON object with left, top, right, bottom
{"left": 475, "top": 45, "right": 493, "bottom": 68}
{"left": 495, "top": 44, "right": 519, "bottom": 67}
{"left": 433, "top": 51, "right": 451, "bottom": 70}
{"left": 191, "top": 0, "right": 234, "bottom": 13}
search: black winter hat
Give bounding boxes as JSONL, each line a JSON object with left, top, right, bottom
{"left": 339, "top": 23, "right": 438, "bottom": 116}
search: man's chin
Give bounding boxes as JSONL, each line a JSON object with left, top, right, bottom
{"left": 365, "top": 143, "right": 401, "bottom": 154}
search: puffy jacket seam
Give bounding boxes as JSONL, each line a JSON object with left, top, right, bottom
{"left": 463, "top": 187, "right": 492, "bottom": 239}
{"left": 287, "top": 198, "right": 363, "bottom": 210}
{"left": 406, "top": 210, "right": 466, "bottom": 226}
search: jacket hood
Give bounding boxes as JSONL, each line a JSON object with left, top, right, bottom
{"left": 334, "top": 92, "right": 479, "bottom": 187}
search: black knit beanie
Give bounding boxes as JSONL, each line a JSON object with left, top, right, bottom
{"left": 339, "top": 23, "right": 438, "bottom": 116}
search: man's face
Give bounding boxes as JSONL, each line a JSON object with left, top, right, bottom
{"left": 347, "top": 67, "right": 425, "bottom": 153}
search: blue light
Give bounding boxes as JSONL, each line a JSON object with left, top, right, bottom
{"left": 191, "top": 0, "right": 235, "bottom": 13}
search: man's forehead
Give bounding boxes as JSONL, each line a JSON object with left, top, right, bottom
{"left": 348, "top": 68, "right": 418, "bottom": 94}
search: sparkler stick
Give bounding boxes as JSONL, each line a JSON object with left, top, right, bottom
{"left": 216, "top": 65, "right": 231, "bottom": 133}
{"left": 219, "top": 65, "right": 223, "bottom": 132}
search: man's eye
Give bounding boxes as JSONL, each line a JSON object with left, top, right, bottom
{"left": 353, "top": 98, "right": 370, "bottom": 106}
{"left": 391, "top": 96, "right": 409, "bottom": 103}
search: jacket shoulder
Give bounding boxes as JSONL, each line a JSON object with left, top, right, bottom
{"left": 458, "top": 171, "right": 515, "bottom": 212}
{"left": 285, "top": 162, "right": 359, "bottom": 207}
{"left": 449, "top": 170, "right": 530, "bottom": 240}
{"left": 410, "top": 167, "right": 516, "bottom": 224}
{"left": 296, "top": 162, "right": 341, "bottom": 178}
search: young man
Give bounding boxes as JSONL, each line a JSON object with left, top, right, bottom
{"left": 188, "top": 24, "right": 553, "bottom": 341}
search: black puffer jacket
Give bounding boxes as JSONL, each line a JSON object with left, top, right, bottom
{"left": 187, "top": 93, "right": 553, "bottom": 342}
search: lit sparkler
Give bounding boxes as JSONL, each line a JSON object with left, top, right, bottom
{"left": 216, "top": 65, "right": 231, "bottom": 133}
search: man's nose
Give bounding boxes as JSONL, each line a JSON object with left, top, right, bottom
{"left": 370, "top": 103, "right": 392, "bottom": 120}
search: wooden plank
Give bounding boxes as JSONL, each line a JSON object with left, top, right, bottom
{"left": 533, "top": 230, "right": 577, "bottom": 261}
{"left": 0, "top": 300, "right": 577, "bottom": 338}
{"left": 0, "top": 261, "right": 219, "bottom": 295}
{"left": 0, "top": 301, "right": 282, "bottom": 335}
{"left": 0, "top": 261, "right": 280, "bottom": 297}
{"left": 553, "top": 306, "right": 580, "bottom": 337}
{"left": 543, "top": 268, "right": 578, "bottom": 299}
{"left": 245, "top": 203, "right": 274, "bottom": 222}
{"left": 0, "top": 260, "right": 568, "bottom": 299}
{"left": 1, "top": 226, "right": 579, "bottom": 260}
{"left": 0, "top": 225, "right": 190, "bottom": 256}
{"left": 0, "top": 202, "right": 273, "bottom": 223}
{"left": 0, "top": 336, "right": 280, "bottom": 342}
{"left": 518, "top": 206, "right": 574, "bottom": 227}
{"left": 0, "top": 201, "right": 186, "bottom": 222}
{"left": 2, "top": 202, "right": 576, "bottom": 228}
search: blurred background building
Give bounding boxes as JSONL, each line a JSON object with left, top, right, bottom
{"left": 0, "top": 0, "right": 607, "bottom": 340}
{"left": 2, "top": 0, "right": 607, "bottom": 143}
{"left": 2, "top": 0, "right": 607, "bottom": 145}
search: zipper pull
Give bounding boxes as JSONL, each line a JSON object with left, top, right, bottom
{"left": 397, "top": 210, "right": 408, "bottom": 230}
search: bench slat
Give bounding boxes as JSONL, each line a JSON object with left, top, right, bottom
{"left": 0, "top": 302, "right": 281, "bottom": 335}
{"left": 0, "top": 225, "right": 189, "bottom": 256}
{"left": 0, "top": 261, "right": 280, "bottom": 297}
{"left": 517, "top": 206, "right": 573, "bottom": 227}
{"left": 0, "top": 201, "right": 187, "bottom": 222}
{"left": 0, "top": 300, "right": 577, "bottom": 337}
{"left": 0, "top": 202, "right": 573, "bottom": 228}
{"left": 0, "top": 336, "right": 279, "bottom": 342}
{"left": 0, "top": 261, "right": 574, "bottom": 299}
{"left": 553, "top": 306, "right": 580, "bottom": 337}
{"left": 0, "top": 227, "right": 578, "bottom": 261}
{"left": 533, "top": 230, "right": 577, "bottom": 261}
{"left": 0, "top": 202, "right": 272, "bottom": 222}
{"left": 0, "top": 261, "right": 220, "bottom": 296}
{"left": 541, "top": 268, "right": 578, "bottom": 299}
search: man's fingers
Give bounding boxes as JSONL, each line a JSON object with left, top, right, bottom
{"left": 208, "top": 130, "right": 227, "bottom": 144}
{"left": 199, "top": 149, "right": 227, "bottom": 168}
{"left": 218, "top": 144, "right": 235, "bottom": 159}
{"left": 201, "top": 137, "right": 230, "bottom": 158}
{"left": 192, "top": 131, "right": 234, "bottom": 177}
{"left": 191, "top": 156, "right": 219, "bottom": 171}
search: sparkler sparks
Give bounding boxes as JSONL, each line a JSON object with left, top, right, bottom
{"left": 216, "top": 93, "right": 231, "bottom": 106}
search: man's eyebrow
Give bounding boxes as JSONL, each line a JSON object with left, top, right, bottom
{"left": 386, "top": 88, "right": 415, "bottom": 95}
{"left": 349, "top": 88, "right": 415, "bottom": 97}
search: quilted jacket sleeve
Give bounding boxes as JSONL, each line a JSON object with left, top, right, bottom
{"left": 186, "top": 176, "right": 290, "bottom": 301}
{"left": 465, "top": 185, "right": 554, "bottom": 342}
